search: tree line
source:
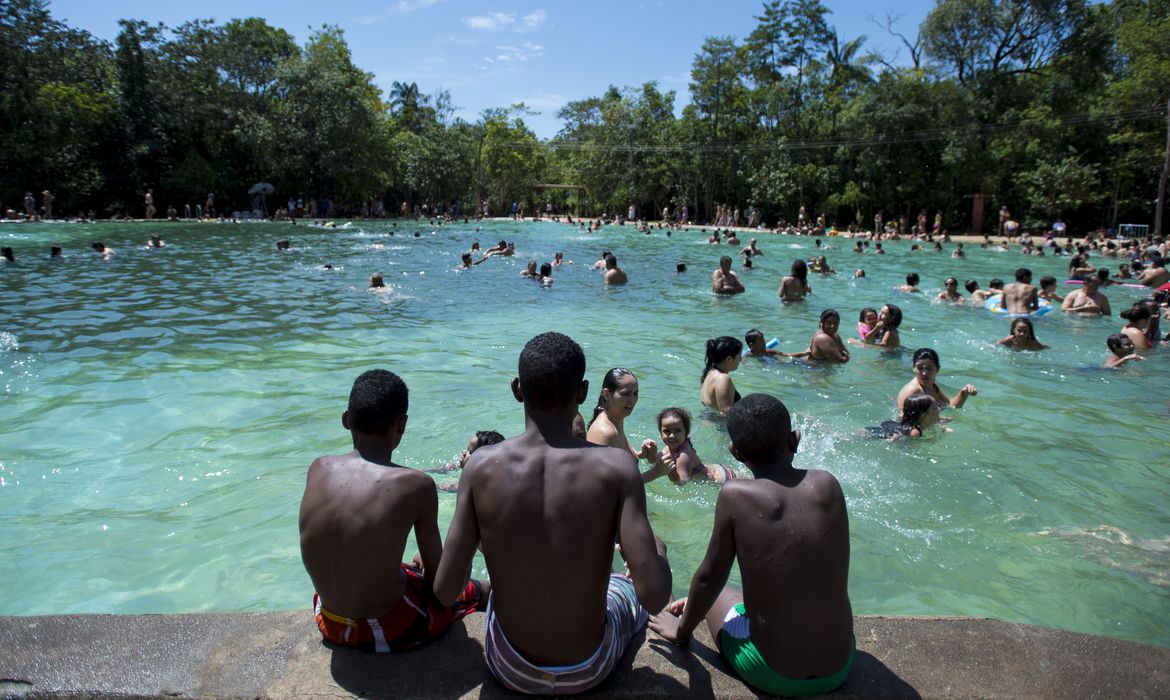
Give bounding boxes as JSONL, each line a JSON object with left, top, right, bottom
{"left": 2, "top": 0, "right": 1167, "bottom": 232}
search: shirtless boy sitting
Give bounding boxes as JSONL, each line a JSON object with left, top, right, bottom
{"left": 299, "top": 370, "right": 486, "bottom": 652}
{"left": 649, "top": 393, "right": 854, "bottom": 698}
{"left": 434, "top": 332, "right": 670, "bottom": 694}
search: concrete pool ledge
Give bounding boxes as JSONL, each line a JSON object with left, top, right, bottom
{"left": 1, "top": 613, "right": 1167, "bottom": 699}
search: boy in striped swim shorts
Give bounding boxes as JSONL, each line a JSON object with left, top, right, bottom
{"left": 300, "top": 369, "right": 488, "bottom": 653}
{"left": 434, "top": 332, "right": 671, "bottom": 694}
{"left": 649, "top": 393, "right": 855, "bottom": 697}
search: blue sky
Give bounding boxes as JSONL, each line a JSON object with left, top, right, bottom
{"left": 48, "top": 0, "right": 937, "bottom": 138}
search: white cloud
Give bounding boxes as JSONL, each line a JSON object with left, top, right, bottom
{"left": 522, "top": 10, "right": 548, "bottom": 28}
{"left": 353, "top": 0, "right": 441, "bottom": 25}
{"left": 392, "top": 0, "right": 441, "bottom": 12}
{"left": 484, "top": 41, "right": 544, "bottom": 65}
{"left": 464, "top": 12, "right": 517, "bottom": 31}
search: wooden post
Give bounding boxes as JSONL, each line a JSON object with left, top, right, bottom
{"left": 1156, "top": 98, "right": 1170, "bottom": 237}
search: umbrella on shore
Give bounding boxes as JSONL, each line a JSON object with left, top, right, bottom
{"left": 248, "top": 182, "right": 275, "bottom": 195}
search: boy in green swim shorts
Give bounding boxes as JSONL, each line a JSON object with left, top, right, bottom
{"left": 649, "top": 393, "right": 854, "bottom": 697}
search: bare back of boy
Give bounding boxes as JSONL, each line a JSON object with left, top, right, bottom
{"left": 715, "top": 471, "right": 853, "bottom": 677}
{"left": 442, "top": 433, "right": 664, "bottom": 665}
{"left": 1002, "top": 281, "right": 1038, "bottom": 314}
{"left": 300, "top": 453, "right": 440, "bottom": 618}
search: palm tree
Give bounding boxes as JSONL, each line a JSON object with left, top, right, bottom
{"left": 389, "top": 81, "right": 429, "bottom": 133}
{"left": 824, "top": 33, "right": 878, "bottom": 133}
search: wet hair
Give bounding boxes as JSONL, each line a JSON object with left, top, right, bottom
{"left": 1120, "top": 304, "right": 1152, "bottom": 323}
{"left": 1039, "top": 275, "right": 1057, "bottom": 289}
{"left": 744, "top": 328, "right": 765, "bottom": 347}
{"left": 1010, "top": 317, "right": 1037, "bottom": 340}
{"left": 518, "top": 332, "right": 587, "bottom": 410}
{"left": 1015, "top": 268, "right": 1032, "bottom": 282}
{"left": 590, "top": 367, "right": 635, "bottom": 425}
{"left": 701, "top": 336, "right": 743, "bottom": 383}
{"left": 883, "top": 304, "right": 903, "bottom": 329}
{"left": 912, "top": 347, "right": 940, "bottom": 369}
{"left": 790, "top": 259, "right": 808, "bottom": 283}
{"left": 539, "top": 262, "right": 552, "bottom": 277}
{"left": 1106, "top": 333, "right": 1130, "bottom": 353}
{"left": 964, "top": 279, "right": 980, "bottom": 293}
{"left": 1095, "top": 268, "right": 1110, "bottom": 283}
{"left": 1, "top": 246, "right": 13, "bottom": 261}
{"left": 676, "top": 262, "right": 687, "bottom": 273}
{"left": 347, "top": 369, "right": 408, "bottom": 435}
{"left": 50, "top": 245, "right": 62, "bottom": 257}
{"left": 656, "top": 406, "right": 692, "bottom": 435}
{"left": 91, "top": 241, "right": 105, "bottom": 251}
{"left": 720, "top": 255, "right": 732, "bottom": 266}
{"left": 945, "top": 277, "right": 958, "bottom": 287}
{"left": 727, "top": 393, "right": 791, "bottom": 462}
{"left": 604, "top": 254, "right": 617, "bottom": 268}
{"left": 989, "top": 278, "right": 1005, "bottom": 290}
{"left": 819, "top": 308, "right": 840, "bottom": 327}
{"left": 474, "top": 430, "right": 506, "bottom": 449}
{"left": 901, "top": 393, "right": 934, "bottom": 432}
{"left": 859, "top": 307, "right": 876, "bottom": 322}
{"left": 906, "top": 272, "right": 920, "bottom": 285}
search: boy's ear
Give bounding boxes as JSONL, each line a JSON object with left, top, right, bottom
{"left": 728, "top": 440, "right": 740, "bottom": 463}
{"left": 511, "top": 377, "right": 523, "bottom": 403}
{"left": 576, "top": 379, "right": 589, "bottom": 405}
{"left": 341, "top": 410, "right": 350, "bottom": 431}
{"left": 396, "top": 414, "right": 408, "bottom": 435}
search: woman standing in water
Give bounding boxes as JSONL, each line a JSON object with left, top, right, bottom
{"left": 778, "top": 260, "right": 812, "bottom": 302}
{"left": 700, "top": 337, "right": 743, "bottom": 414}
{"left": 897, "top": 348, "right": 977, "bottom": 417}
{"left": 586, "top": 367, "right": 657, "bottom": 461}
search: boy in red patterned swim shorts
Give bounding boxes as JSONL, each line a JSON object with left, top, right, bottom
{"left": 300, "top": 369, "right": 488, "bottom": 652}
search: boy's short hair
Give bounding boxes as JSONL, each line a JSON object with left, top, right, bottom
{"left": 348, "top": 370, "right": 408, "bottom": 435}
{"left": 906, "top": 272, "right": 919, "bottom": 285}
{"left": 475, "top": 430, "right": 506, "bottom": 448}
{"left": 1039, "top": 275, "right": 1057, "bottom": 288}
{"left": 744, "top": 328, "right": 765, "bottom": 346}
{"left": 1015, "top": 267, "right": 1032, "bottom": 281}
{"left": 518, "top": 332, "right": 586, "bottom": 410}
{"left": 1106, "top": 333, "right": 1128, "bottom": 353}
{"left": 964, "top": 279, "right": 979, "bottom": 293}
{"left": 989, "top": 278, "right": 1005, "bottom": 289}
{"left": 728, "top": 394, "right": 792, "bottom": 463}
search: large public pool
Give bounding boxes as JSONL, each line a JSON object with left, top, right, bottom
{"left": 1, "top": 219, "right": 1167, "bottom": 648}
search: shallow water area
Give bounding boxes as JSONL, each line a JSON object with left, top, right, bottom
{"left": 2, "top": 219, "right": 1167, "bottom": 648}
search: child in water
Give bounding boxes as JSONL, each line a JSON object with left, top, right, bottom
{"left": 641, "top": 407, "right": 737, "bottom": 484}
{"left": 743, "top": 328, "right": 778, "bottom": 357}
{"left": 997, "top": 318, "right": 1048, "bottom": 350}
{"left": 869, "top": 393, "right": 938, "bottom": 439}
{"left": 1104, "top": 334, "right": 1144, "bottom": 368}
{"left": 857, "top": 308, "right": 878, "bottom": 341}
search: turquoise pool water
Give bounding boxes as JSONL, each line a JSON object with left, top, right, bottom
{"left": 2, "top": 220, "right": 1167, "bottom": 648}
